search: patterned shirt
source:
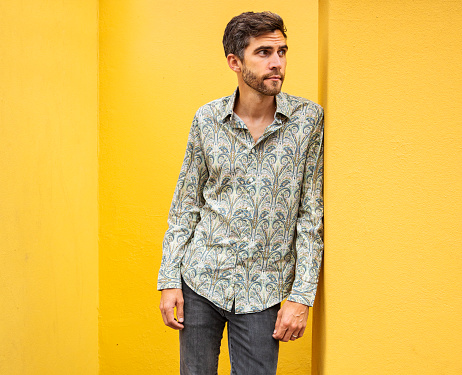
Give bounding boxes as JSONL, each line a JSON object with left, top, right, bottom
{"left": 157, "top": 89, "right": 324, "bottom": 314}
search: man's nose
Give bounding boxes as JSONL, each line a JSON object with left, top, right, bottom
{"left": 269, "top": 52, "right": 283, "bottom": 69}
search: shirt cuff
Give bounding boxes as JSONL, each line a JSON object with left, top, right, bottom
{"left": 157, "top": 279, "right": 182, "bottom": 291}
{"left": 287, "top": 283, "right": 318, "bottom": 307}
{"left": 157, "top": 266, "right": 182, "bottom": 290}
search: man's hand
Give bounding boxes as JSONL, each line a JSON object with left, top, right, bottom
{"left": 272, "top": 301, "right": 309, "bottom": 342}
{"left": 159, "top": 288, "right": 184, "bottom": 330}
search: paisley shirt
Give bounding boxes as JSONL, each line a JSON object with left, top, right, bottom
{"left": 157, "top": 90, "right": 324, "bottom": 314}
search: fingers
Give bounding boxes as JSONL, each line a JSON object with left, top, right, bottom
{"left": 160, "top": 301, "right": 183, "bottom": 329}
{"left": 166, "top": 304, "right": 184, "bottom": 330}
{"left": 283, "top": 328, "right": 296, "bottom": 342}
{"left": 274, "top": 323, "right": 298, "bottom": 342}
{"left": 159, "top": 289, "right": 184, "bottom": 330}
{"left": 273, "top": 311, "right": 296, "bottom": 342}
{"left": 283, "top": 327, "right": 304, "bottom": 342}
{"left": 272, "top": 302, "right": 309, "bottom": 342}
{"left": 176, "top": 298, "right": 184, "bottom": 324}
{"left": 272, "top": 310, "right": 283, "bottom": 340}
{"left": 289, "top": 329, "right": 301, "bottom": 341}
{"left": 289, "top": 325, "right": 306, "bottom": 341}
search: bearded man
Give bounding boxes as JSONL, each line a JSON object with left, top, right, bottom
{"left": 158, "top": 11, "right": 324, "bottom": 375}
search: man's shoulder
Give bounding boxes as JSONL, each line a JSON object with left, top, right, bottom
{"left": 280, "top": 92, "right": 323, "bottom": 115}
{"left": 198, "top": 93, "right": 233, "bottom": 110}
{"left": 194, "top": 93, "right": 235, "bottom": 120}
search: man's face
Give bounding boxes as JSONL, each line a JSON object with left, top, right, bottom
{"left": 240, "top": 30, "right": 288, "bottom": 96}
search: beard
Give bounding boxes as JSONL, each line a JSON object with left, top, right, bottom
{"left": 241, "top": 64, "right": 285, "bottom": 96}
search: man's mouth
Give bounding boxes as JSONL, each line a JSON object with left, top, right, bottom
{"left": 265, "top": 76, "right": 281, "bottom": 81}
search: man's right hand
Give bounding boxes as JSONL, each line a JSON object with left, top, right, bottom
{"left": 159, "top": 288, "right": 184, "bottom": 330}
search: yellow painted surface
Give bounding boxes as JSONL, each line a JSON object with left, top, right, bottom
{"left": 99, "top": 1, "right": 318, "bottom": 373}
{"left": 313, "top": 0, "right": 462, "bottom": 374}
{"left": 0, "top": 1, "right": 98, "bottom": 375}
{"left": 3, "top": 1, "right": 459, "bottom": 374}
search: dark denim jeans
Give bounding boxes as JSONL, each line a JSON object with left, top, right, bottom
{"left": 180, "top": 280, "right": 279, "bottom": 375}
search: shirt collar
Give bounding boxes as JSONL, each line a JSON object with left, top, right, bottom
{"left": 220, "top": 88, "right": 291, "bottom": 125}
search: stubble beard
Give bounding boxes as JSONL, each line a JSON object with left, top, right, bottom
{"left": 241, "top": 64, "right": 284, "bottom": 96}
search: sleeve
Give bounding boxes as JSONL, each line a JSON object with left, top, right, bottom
{"left": 287, "top": 106, "right": 324, "bottom": 306}
{"left": 157, "top": 114, "right": 209, "bottom": 290}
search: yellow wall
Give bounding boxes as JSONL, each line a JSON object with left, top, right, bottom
{"left": 5, "top": 1, "right": 460, "bottom": 374}
{"left": 98, "top": 1, "right": 318, "bottom": 373}
{"left": 313, "top": 0, "right": 462, "bottom": 374}
{"left": 0, "top": 1, "right": 98, "bottom": 375}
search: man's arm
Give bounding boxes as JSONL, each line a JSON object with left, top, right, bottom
{"left": 157, "top": 114, "right": 208, "bottom": 328}
{"left": 273, "top": 106, "right": 324, "bottom": 341}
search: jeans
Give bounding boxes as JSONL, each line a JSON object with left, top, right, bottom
{"left": 179, "top": 280, "right": 279, "bottom": 375}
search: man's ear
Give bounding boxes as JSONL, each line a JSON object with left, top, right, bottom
{"left": 227, "top": 54, "right": 242, "bottom": 73}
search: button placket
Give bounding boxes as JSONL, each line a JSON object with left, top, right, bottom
{"left": 247, "top": 145, "right": 258, "bottom": 186}
{"left": 243, "top": 144, "right": 258, "bottom": 247}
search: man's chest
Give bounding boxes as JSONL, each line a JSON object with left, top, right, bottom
{"left": 199, "top": 121, "right": 311, "bottom": 190}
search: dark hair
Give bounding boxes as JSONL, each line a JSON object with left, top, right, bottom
{"left": 223, "top": 11, "right": 287, "bottom": 60}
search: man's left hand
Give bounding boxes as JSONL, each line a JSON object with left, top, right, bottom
{"left": 272, "top": 301, "right": 309, "bottom": 342}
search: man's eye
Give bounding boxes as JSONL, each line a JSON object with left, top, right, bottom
{"left": 258, "top": 50, "right": 268, "bottom": 56}
{"left": 278, "top": 50, "right": 287, "bottom": 57}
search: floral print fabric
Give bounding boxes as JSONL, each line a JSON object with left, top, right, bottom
{"left": 158, "top": 90, "right": 324, "bottom": 313}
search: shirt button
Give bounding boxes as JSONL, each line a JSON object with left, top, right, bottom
{"left": 246, "top": 207, "right": 252, "bottom": 212}
{"left": 248, "top": 177, "right": 255, "bottom": 184}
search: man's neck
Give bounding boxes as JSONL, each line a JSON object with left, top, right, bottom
{"left": 233, "top": 85, "right": 277, "bottom": 121}
{"left": 233, "top": 85, "right": 278, "bottom": 143}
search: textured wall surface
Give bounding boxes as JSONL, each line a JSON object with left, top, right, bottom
{"left": 98, "top": 1, "right": 318, "bottom": 374}
{"left": 5, "top": 1, "right": 458, "bottom": 374}
{"left": 0, "top": 1, "right": 99, "bottom": 374}
{"left": 313, "top": 1, "right": 462, "bottom": 374}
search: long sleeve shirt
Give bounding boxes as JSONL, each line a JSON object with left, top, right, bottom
{"left": 157, "top": 89, "right": 324, "bottom": 314}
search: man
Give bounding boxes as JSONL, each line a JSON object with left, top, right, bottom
{"left": 158, "top": 11, "right": 323, "bottom": 375}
